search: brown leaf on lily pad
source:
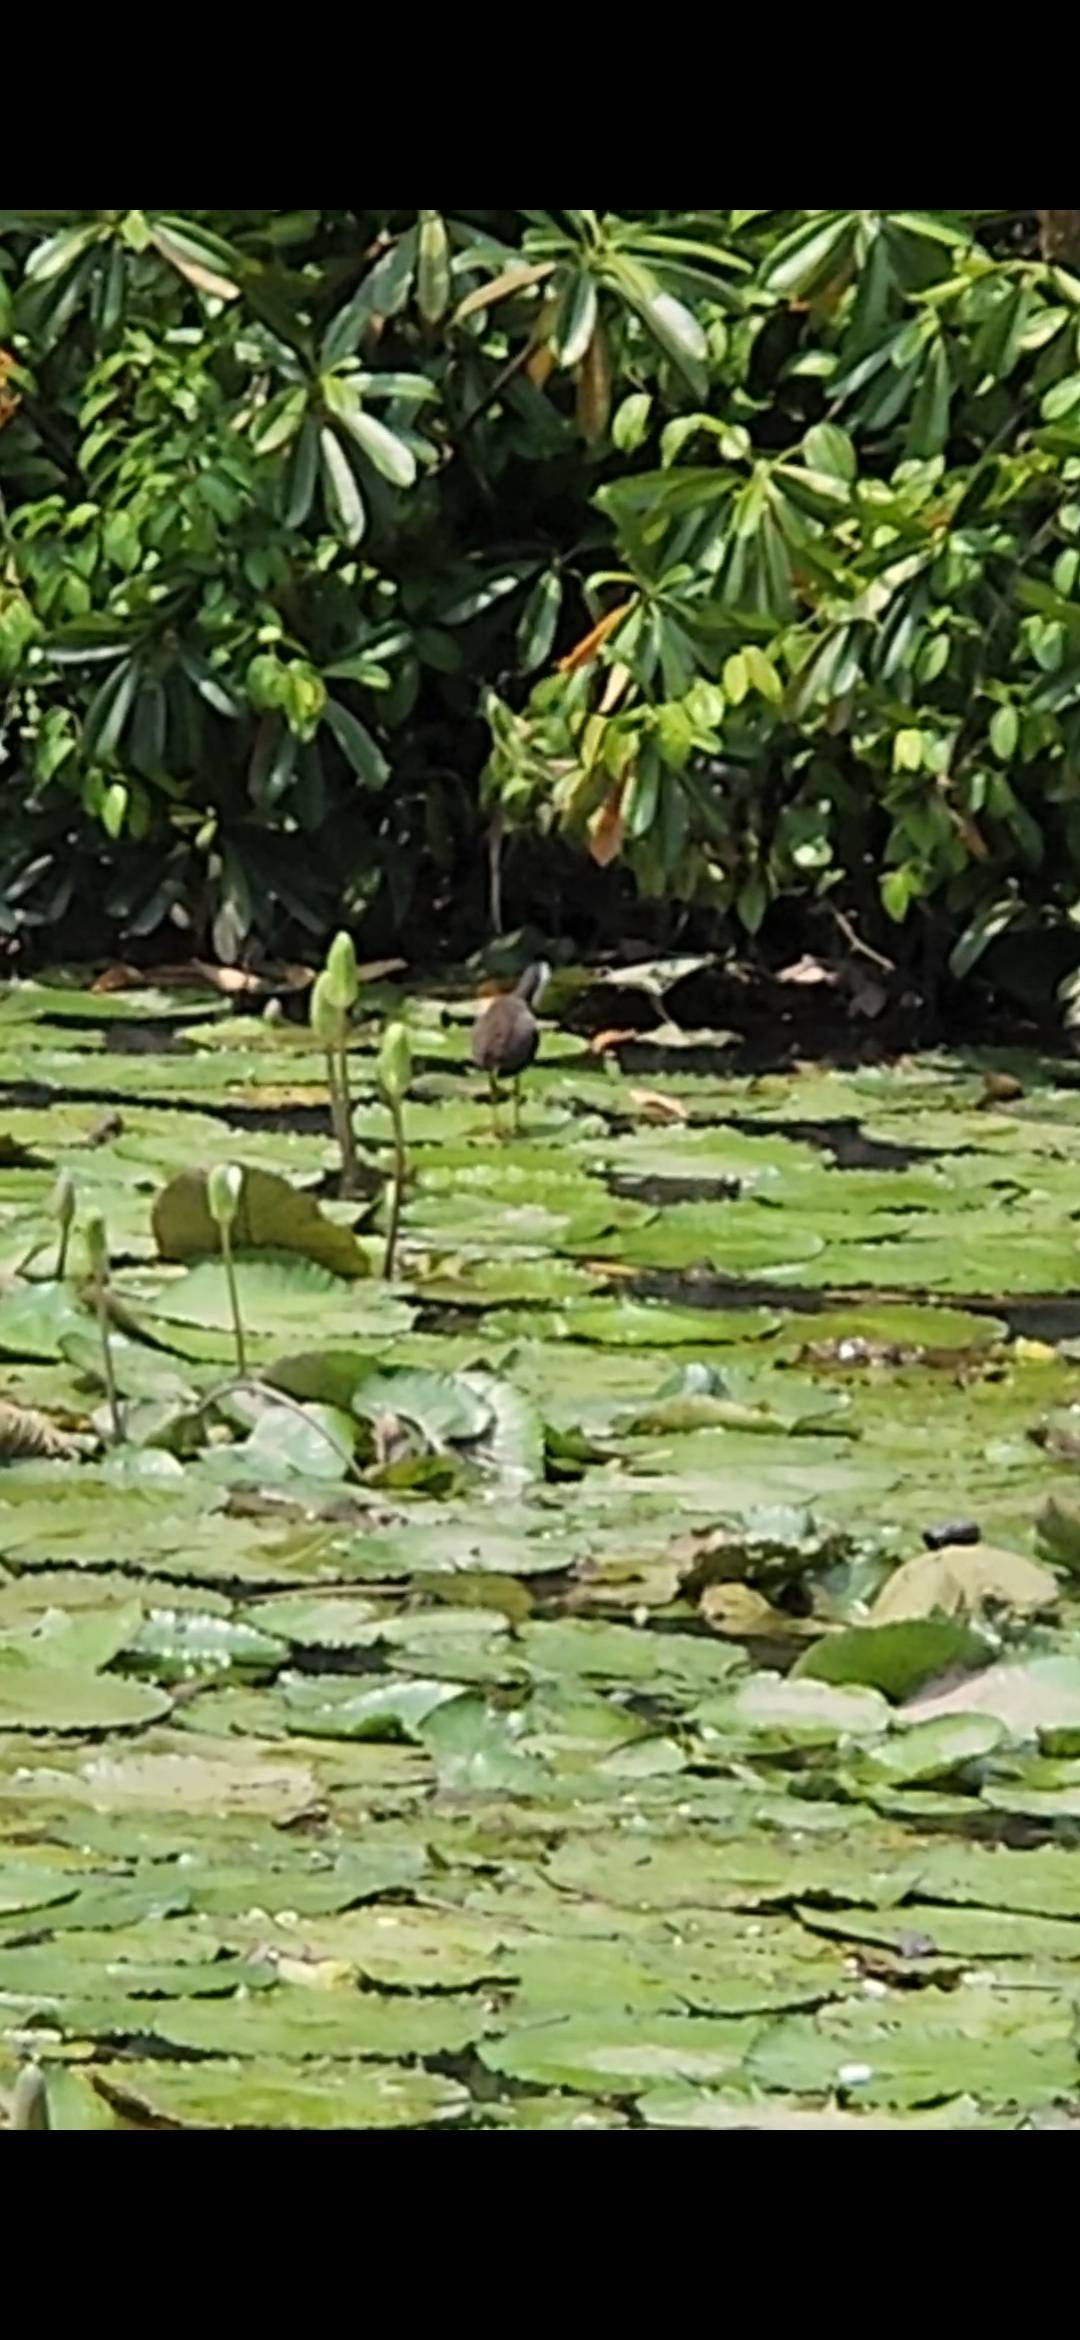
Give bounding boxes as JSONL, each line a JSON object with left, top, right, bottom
{"left": 699, "top": 1583, "right": 822, "bottom": 1642}
{"left": 628, "top": 1088, "right": 690, "bottom": 1126}
{"left": 872, "top": 1543, "right": 1058, "bottom": 1626}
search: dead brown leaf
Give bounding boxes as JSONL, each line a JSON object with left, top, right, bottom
{"left": 558, "top": 601, "right": 633, "bottom": 676}
{"left": 628, "top": 1087, "right": 690, "bottom": 1125}
{"left": 598, "top": 661, "right": 632, "bottom": 715}
{"left": 775, "top": 955, "right": 838, "bottom": 989}
{"left": 587, "top": 784, "right": 625, "bottom": 867}
{"left": 979, "top": 1072, "right": 1023, "bottom": 1107}
{"left": 700, "top": 1582, "right": 822, "bottom": 1641}
{"left": 576, "top": 319, "right": 612, "bottom": 445}
{"left": 588, "top": 1028, "right": 638, "bottom": 1054}
{"left": 872, "top": 1541, "right": 1059, "bottom": 1625}
{"left": 94, "top": 959, "right": 320, "bottom": 999}
{"left": 527, "top": 343, "right": 557, "bottom": 389}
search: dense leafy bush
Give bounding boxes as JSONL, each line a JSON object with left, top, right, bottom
{"left": 3, "top": 208, "right": 1080, "bottom": 985}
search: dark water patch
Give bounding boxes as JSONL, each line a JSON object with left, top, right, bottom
{"left": 634, "top": 1271, "right": 828, "bottom": 1317}
{"left": 104, "top": 1024, "right": 189, "bottom": 1057}
{"left": 612, "top": 1174, "right": 742, "bottom": 1206}
{"left": 731, "top": 1116, "right": 937, "bottom": 1171}
{"left": 997, "top": 1296, "right": 1080, "bottom": 1343}
{"left": 633, "top": 1268, "right": 1080, "bottom": 1346}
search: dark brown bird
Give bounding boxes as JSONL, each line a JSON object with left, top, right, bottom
{"left": 471, "top": 961, "right": 550, "bottom": 1137}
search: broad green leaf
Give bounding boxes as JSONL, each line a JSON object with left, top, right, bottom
{"left": 322, "top": 697, "right": 390, "bottom": 787}
{"left": 319, "top": 428, "right": 366, "bottom": 546}
{"left": 337, "top": 406, "right": 417, "bottom": 489}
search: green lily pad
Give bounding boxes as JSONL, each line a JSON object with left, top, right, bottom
{"left": 282, "top": 1672, "right": 460, "bottom": 1741}
{"left": 113, "top": 1981, "right": 485, "bottom": 2061}
{"left": 795, "top": 1618, "right": 993, "bottom": 1702}
{"left": 126, "top": 1257, "right": 412, "bottom": 1344}
{"left": 480, "top": 2011, "right": 757, "bottom": 2094}
{"left": 90, "top": 2058, "right": 468, "bottom": 2129}
{"left": 749, "top": 1986, "right": 1079, "bottom": 2109}
{"left": 591, "top": 1204, "right": 826, "bottom": 1278}
{"left": 703, "top": 1672, "right": 891, "bottom": 1744}
{"left": 798, "top": 1900, "right": 1080, "bottom": 1962}
{"left": 847, "top": 1714, "right": 1007, "bottom": 1786}
{"left": 555, "top": 1300, "right": 782, "bottom": 1347}
{"left": 637, "top": 2089, "right": 995, "bottom": 2130}
{"left": 0, "top": 1659, "right": 171, "bottom": 1732}
{"left": 240, "top": 1594, "right": 383, "bottom": 1649}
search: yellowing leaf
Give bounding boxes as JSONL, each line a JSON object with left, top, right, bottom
{"left": 453, "top": 261, "right": 555, "bottom": 326}
{"left": 587, "top": 785, "right": 625, "bottom": 867}
{"left": 576, "top": 320, "right": 612, "bottom": 444}
{"left": 558, "top": 602, "right": 633, "bottom": 675}
{"left": 628, "top": 1088, "right": 690, "bottom": 1125}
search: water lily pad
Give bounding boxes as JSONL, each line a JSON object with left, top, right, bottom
{"left": 127, "top": 1257, "right": 412, "bottom": 1344}
{"left": 555, "top": 1299, "right": 782, "bottom": 1347}
{"left": 282, "top": 1672, "right": 459, "bottom": 1741}
{"left": 90, "top": 2057, "right": 468, "bottom": 2129}
{"left": 0, "top": 1659, "right": 171, "bottom": 1732}
{"left": 905, "top": 1656, "right": 1080, "bottom": 1745}
{"left": 637, "top": 2088, "right": 994, "bottom": 2129}
{"left": 240, "top": 1594, "right": 383, "bottom": 1649}
{"left": 799, "top": 1900, "right": 1080, "bottom": 1962}
{"left": 703, "top": 1672, "right": 890, "bottom": 1743}
{"left": 796, "top": 1618, "right": 992, "bottom": 1702}
{"left": 120, "top": 1981, "right": 485, "bottom": 2060}
{"left": 847, "top": 1714, "right": 1006, "bottom": 1786}
{"left": 480, "top": 2011, "right": 756, "bottom": 2093}
{"left": 0, "top": 1282, "right": 95, "bottom": 1363}
{"left": 592, "top": 1204, "right": 825, "bottom": 1278}
{"left": 749, "top": 1986, "right": 1079, "bottom": 2108}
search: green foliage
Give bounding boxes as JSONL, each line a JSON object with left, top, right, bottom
{"left": 3, "top": 208, "right": 1080, "bottom": 967}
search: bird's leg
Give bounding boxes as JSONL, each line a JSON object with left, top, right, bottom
{"left": 487, "top": 1072, "right": 503, "bottom": 1140}
{"left": 511, "top": 1075, "right": 523, "bottom": 1136}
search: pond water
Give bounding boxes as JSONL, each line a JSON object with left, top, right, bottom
{"left": 1, "top": 968, "right": 1080, "bottom": 2129}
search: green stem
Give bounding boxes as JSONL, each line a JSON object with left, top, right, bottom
{"left": 11, "top": 2067, "right": 49, "bottom": 2132}
{"left": 56, "top": 1224, "right": 71, "bottom": 1281}
{"left": 325, "top": 1047, "right": 357, "bottom": 1197}
{"left": 336, "top": 1044, "right": 360, "bottom": 1197}
{"left": 220, "top": 1222, "right": 247, "bottom": 1377}
{"left": 199, "top": 1374, "right": 366, "bottom": 1486}
{"left": 94, "top": 1278, "right": 124, "bottom": 1443}
{"left": 383, "top": 1105, "right": 406, "bottom": 1279}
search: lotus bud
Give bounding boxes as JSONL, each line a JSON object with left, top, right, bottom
{"left": 84, "top": 1213, "right": 108, "bottom": 1277}
{"left": 310, "top": 970, "right": 344, "bottom": 1049}
{"left": 377, "top": 1021, "right": 412, "bottom": 1106}
{"left": 207, "top": 1163, "right": 244, "bottom": 1231}
{"left": 50, "top": 1172, "right": 76, "bottom": 1233}
{"left": 324, "top": 930, "right": 359, "bottom": 1012}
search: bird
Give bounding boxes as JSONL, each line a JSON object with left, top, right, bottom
{"left": 470, "top": 961, "right": 550, "bottom": 1138}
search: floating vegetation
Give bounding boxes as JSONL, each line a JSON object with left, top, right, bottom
{"left": 1, "top": 969, "right": 1080, "bottom": 2127}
